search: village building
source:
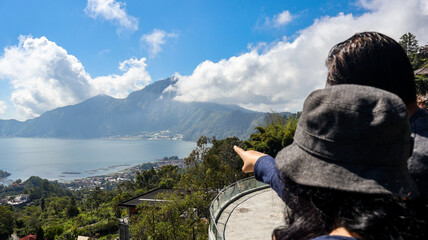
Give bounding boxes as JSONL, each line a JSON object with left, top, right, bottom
{"left": 117, "top": 188, "right": 181, "bottom": 240}
{"left": 2, "top": 194, "right": 31, "bottom": 206}
{"left": 19, "top": 234, "right": 36, "bottom": 240}
{"left": 77, "top": 236, "right": 90, "bottom": 240}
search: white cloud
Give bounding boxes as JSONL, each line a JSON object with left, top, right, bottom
{"left": 91, "top": 57, "right": 151, "bottom": 98}
{"left": 260, "top": 10, "right": 293, "bottom": 29}
{"left": 272, "top": 10, "right": 293, "bottom": 28}
{"left": 0, "top": 36, "right": 151, "bottom": 120}
{"left": 0, "top": 101, "right": 7, "bottom": 114}
{"left": 85, "top": 0, "right": 138, "bottom": 32}
{"left": 98, "top": 48, "right": 111, "bottom": 55}
{"left": 171, "top": 0, "right": 428, "bottom": 113}
{"left": 421, "top": 0, "right": 428, "bottom": 15}
{"left": 141, "top": 29, "right": 178, "bottom": 57}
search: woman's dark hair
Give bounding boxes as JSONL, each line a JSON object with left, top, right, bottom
{"left": 273, "top": 175, "right": 425, "bottom": 240}
{"left": 326, "top": 32, "right": 416, "bottom": 105}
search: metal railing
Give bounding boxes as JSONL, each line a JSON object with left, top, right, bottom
{"left": 208, "top": 176, "right": 269, "bottom": 240}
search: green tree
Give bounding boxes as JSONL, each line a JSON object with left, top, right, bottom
{"left": 134, "top": 165, "right": 182, "bottom": 192}
{"left": 130, "top": 191, "right": 208, "bottom": 240}
{"left": 66, "top": 197, "right": 79, "bottom": 218}
{"left": 41, "top": 197, "right": 46, "bottom": 211}
{"left": 417, "top": 42, "right": 428, "bottom": 71}
{"left": 116, "top": 180, "right": 136, "bottom": 193}
{"left": 45, "top": 225, "right": 64, "bottom": 240}
{"left": 244, "top": 113, "right": 299, "bottom": 157}
{"left": 399, "top": 32, "right": 424, "bottom": 69}
{"left": 399, "top": 33, "right": 428, "bottom": 94}
{"left": 0, "top": 205, "right": 14, "bottom": 240}
{"left": 111, "top": 192, "right": 132, "bottom": 218}
{"left": 400, "top": 32, "right": 419, "bottom": 55}
{"left": 179, "top": 136, "right": 247, "bottom": 193}
{"left": 85, "top": 187, "right": 107, "bottom": 210}
{"left": 36, "top": 226, "right": 44, "bottom": 240}
{"left": 415, "top": 75, "right": 428, "bottom": 95}
{"left": 15, "top": 205, "right": 41, "bottom": 236}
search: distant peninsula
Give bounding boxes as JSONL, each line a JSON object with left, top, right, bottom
{"left": 61, "top": 156, "right": 185, "bottom": 190}
{"left": 0, "top": 169, "right": 11, "bottom": 179}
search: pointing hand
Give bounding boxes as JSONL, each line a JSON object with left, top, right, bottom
{"left": 233, "top": 146, "right": 267, "bottom": 173}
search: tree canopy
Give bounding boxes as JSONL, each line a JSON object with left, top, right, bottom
{"left": 0, "top": 205, "right": 14, "bottom": 240}
{"left": 399, "top": 32, "right": 428, "bottom": 96}
{"left": 244, "top": 113, "right": 299, "bottom": 157}
{"left": 400, "top": 32, "right": 419, "bottom": 56}
{"left": 399, "top": 32, "right": 428, "bottom": 69}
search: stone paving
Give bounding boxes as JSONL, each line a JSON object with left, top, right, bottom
{"left": 216, "top": 188, "right": 286, "bottom": 240}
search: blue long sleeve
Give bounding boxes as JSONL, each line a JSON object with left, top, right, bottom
{"left": 254, "top": 155, "right": 284, "bottom": 199}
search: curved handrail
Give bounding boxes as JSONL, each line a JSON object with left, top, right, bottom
{"left": 208, "top": 176, "right": 269, "bottom": 240}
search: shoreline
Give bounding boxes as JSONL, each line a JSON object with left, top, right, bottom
{"left": 0, "top": 138, "right": 197, "bottom": 186}
{"left": 0, "top": 170, "right": 12, "bottom": 185}
{"left": 60, "top": 156, "right": 185, "bottom": 190}
{"left": 0, "top": 169, "right": 11, "bottom": 179}
{"left": 0, "top": 157, "right": 186, "bottom": 188}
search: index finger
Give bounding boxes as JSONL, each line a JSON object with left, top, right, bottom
{"left": 233, "top": 145, "right": 244, "bottom": 153}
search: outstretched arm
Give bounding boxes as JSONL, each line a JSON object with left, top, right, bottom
{"left": 234, "top": 146, "right": 284, "bottom": 199}
{"left": 233, "top": 145, "right": 267, "bottom": 173}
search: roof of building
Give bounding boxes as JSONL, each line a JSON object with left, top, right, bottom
{"left": 414, "top": 67, "right": 428, "bottom": 75}
{"left": 118, "top": 188, "right": 182, "bottom": 207}
{"left": 19, "top": 235, "right": 36, "bottom": 240}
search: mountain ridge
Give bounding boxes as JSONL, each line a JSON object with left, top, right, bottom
{"left": 0, "top": 78, "right": 291, "bottom": 140}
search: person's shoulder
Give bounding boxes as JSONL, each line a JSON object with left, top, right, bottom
{"left": 311, "top": 236, "right": 359, "bottom": 240}
{"left": 411, "top": 108, "right": 428, "bottom": 121}
{"left": 410, "top": 108, "right": 428, "bottom": 133}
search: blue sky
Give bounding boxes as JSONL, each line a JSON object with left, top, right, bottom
{"left": 0, "top": 0, "right": 427, "bottom": 120}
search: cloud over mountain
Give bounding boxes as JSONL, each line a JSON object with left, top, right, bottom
{"left": 0, "top": 101, "right": 6, "bottom": 114}
{"left": 0, "top": 36, "right": 151, "bottom": 120}
{"left": 171, "top": 0, "right": 428, "bottom": 113}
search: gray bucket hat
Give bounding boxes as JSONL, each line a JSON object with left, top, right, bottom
{"left": 275, "top": 84, "right": 419, "bottom": 197}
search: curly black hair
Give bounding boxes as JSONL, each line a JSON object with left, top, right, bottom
{"left": 325, "top": 32, "right": 416, "bottom": 105}
{"left": 273, "top": 175, "right": 426, "bottom": 240}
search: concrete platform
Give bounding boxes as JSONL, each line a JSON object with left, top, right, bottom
{"left": 216, "top": 188, "right": 286, "bottom": 240}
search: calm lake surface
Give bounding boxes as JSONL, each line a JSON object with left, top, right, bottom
{"left": 0, "top": 138, "right": 196, "bottom": 182}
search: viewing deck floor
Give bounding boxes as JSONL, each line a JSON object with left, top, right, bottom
{"left": 217, "top": 188, "right": 286, "bottom": 239}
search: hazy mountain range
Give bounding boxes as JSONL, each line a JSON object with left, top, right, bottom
{"left": 0, "top": 78, "right": 291, "bottom": 141}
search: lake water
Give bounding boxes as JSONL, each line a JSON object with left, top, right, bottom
{"left": 0, "top": 138, "right": 196, "bottom": 182}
